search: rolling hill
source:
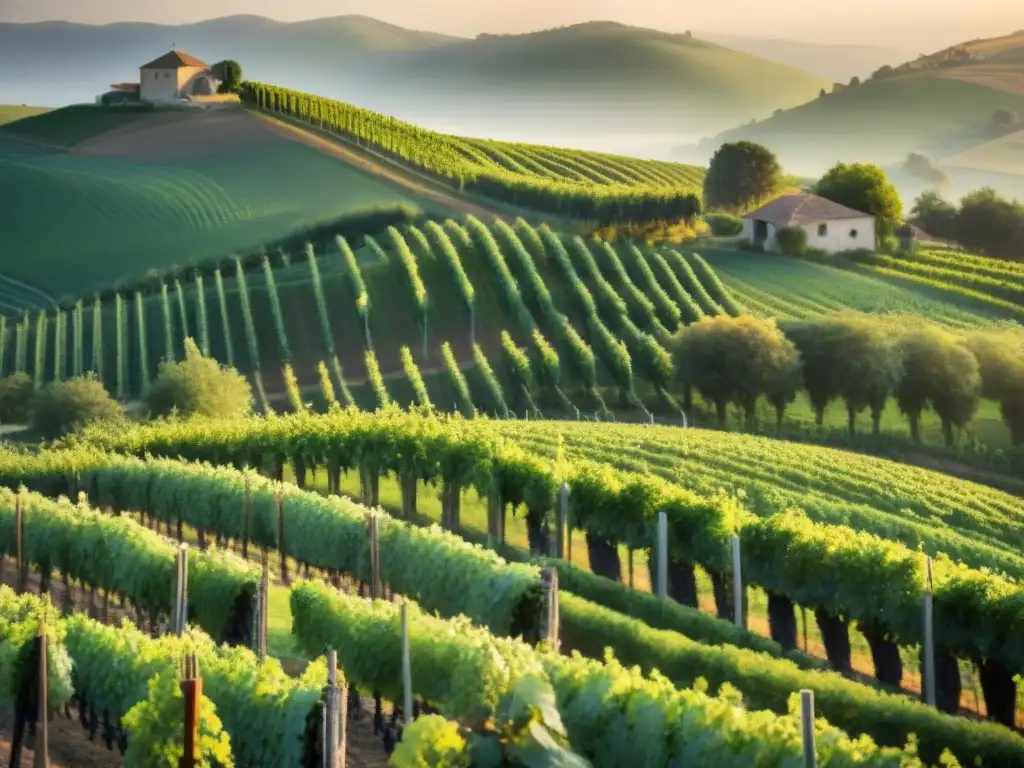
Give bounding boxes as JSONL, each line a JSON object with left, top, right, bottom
{"left": 685, "top": 30, "right": 1024, "bottom": 188}
{"left": 0, "top": 16, "right": 828, "bottom": 156}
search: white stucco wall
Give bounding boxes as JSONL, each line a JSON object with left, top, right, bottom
{"left": 744, "top": 216, "right": 876, "bottom": 253}
{"left": 140, "top": 68, "right": 179, "bottom": 102}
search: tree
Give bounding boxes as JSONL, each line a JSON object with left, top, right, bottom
{"left": 910, "top": 190, "right": 957, "bottom": 241}
{"left": 849, "top": 76, "right": 861, "bottom": 87}
{"left": 783, "top": 320, "right": 846, "bottom": 425}
{"left": 894, "top": 327, "right": 981, "bottom": 445}
{"left": 30, "top": 375, "right": 122, "bottom": 440}
{"left": 991, "top": 107, "right": 1017, "bottom": 133}
{"left": 967, "top": 330, "right": 1024, "bottom": 444}
{"left": 903, "top": 154, "right": 948, "bottom": 187}
{"left": 702, "top": 141, "right": 781, "bottom": 212}
{"left": 147, "top": 338, "right": 253, "bottom": 419}
{"left": 955, "top": 187, "right": 1024, "bottom": 259}
{"left": 213, "top": 60, "right": 243, "bottom": 93}
{"left": 0, "top": 373, "right": 33, "bottom": 423}
{"left": 672, "top": 315, "right": 800, "bottom": 428}
{"left": 815, "top": 162, "right": 903, "bottom": 239}
{"left": 831, "top": 316, "right": 902, "bottom": 435}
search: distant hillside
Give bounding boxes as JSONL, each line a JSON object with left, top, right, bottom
{"left": 0, "top": 17, "right": 826, "bottom": 157}
{"left": 686, "top": 30, "right": 1024, "bottom": 182}
{"left": 698, "top": 34, "right": 902, "bottom": 83}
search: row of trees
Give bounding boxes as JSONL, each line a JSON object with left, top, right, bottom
{"left": 0, "top": 339, "right": 251, "bottom": 438}
{"left": 911, "top": 187, "right": 1024, "bottom": 260}
{"left": 672, "top": 313, "right": 1024, "bottom": 445}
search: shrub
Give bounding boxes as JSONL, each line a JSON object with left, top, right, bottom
{"left": 775, "top": 226, "right": 808, "bottom": 256}
{"left": 30, "top": 375, "right": 122, "bottom": 439}
{"left": 704, "top": 213, "right": 744, "bottom": 237}
{"left": 0, "top": 373, "right": 34, "bottom": 423}
{"left": 147, "top": 338, "right": 253, "bottom": 420}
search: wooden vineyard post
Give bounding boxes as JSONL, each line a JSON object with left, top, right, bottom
{"left": 34, "top": 617, "right": 48, "bottom": 768}
{"left": 242, "top": 477, "right": 252, "bottom": 560}
{"left": 540, "top": 566, "right": 560, "bottom": 651}
{"left": 401, "top": 601, "right": 413, "bottom": 724}
{"left": 731, "top": 534, "right": 744, "bottom": 628}
{"left": 180, "top": 653, "right": 201, "bottom": 768}
{"left": 800, "top": 689, "right": 816, "bottom": 768}
{"left": 656, "top": 511, "right": 668, "bottom": 600}
{"left": 923, "top": 556, "right": 936, "bottom": 708}
{"left": 324, "top": 650, "right": 343, "bottom": 768}
{"left": 555, "top": 483, "right": 568, "bottom": 560}
{"left": 368, "top": 513, "right": 381, "bottom": 600}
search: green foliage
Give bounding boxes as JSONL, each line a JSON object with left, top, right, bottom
{"left": 233, "top": 259, "right": 260, "bottom": 372}
{"left": 123, "top": 669, "right": 234, "bottom": 768}
{"left": 391, "top": 715, "right": 470, "bottom": 767}
{"left": 705, "top": 212, "right": 744, "bottom": 236}
{"left": 531, "top": 329, "right": 560, "bottom": 391}
{"left": 52, "top": 309, "right": 65, "bottom": 383}
{"left": 14, "top": 317, "right": 28, "bottom": 375}
{"left": 72, "top": 300, "right": 84, "bottom": 377}
{"left": 815, "top": 161, "right": 903, "bottom": 238}
{"left": 134, "top": 292, "right": 150, "bottom": 394}
{"left": 0, "top": 587, "right": 74, "bottom": 714}
{"left": 955, "top": 187, "right": 1024, "bottom": 259}
{"left": 775, "top": 226, "right": 808, "bottom": 256}
{"left": 337, "top": 235, "right": 369, "bottom": 321}
{"left": 32, "top": 310, "right": 47, "bottom": 390}
{"left": 0, "top": 372, "right": 33, "bottom": 423}
{"left": 910, "top": 190, "right": 958, "bottom": 241}
{"left": 466, "top": 216, "right": 536, "bottom": 334}
{"left": 442, "top": 342, "right": 476, "bottom": 418}
{"left": 160, "top": 282, "right": 175, "bottom": 363}
{"left": 895, "top": 326, "right": 982, "bottom": 444}
{"left": 365, "top": 349, "right": 391, "bottom": 409}
{"left": 648, "top": 251, "right": 703, "bottom": 324}
{"left": 389, "top": 226, "right": 428, "bottom": 319}
{"left": 425, "top": 220, "right": 475, "bottom": 312}
{"left": 114, "top": 293, "right": 127, "bottom": 399}
{"left": 472, "top": 344, "right": 509, "bottom": 417}
{"left": 213, "top": 270, "right": 234, "bottom": 368}
{"left": 261, "top": 253, "right": 291, "bottom": 363}
{"left": 666, "top": 250, "right": 723, "bottom": 315}
{"left": 148, "top": 339, "right": 253, "bottom": 420}
{"left": 687, "top": 253, "right": 745, "bottom": 316}
{"left": 213, "top": 60, "right": 243, "bottom": 93}
{"left": 194, "top": 273, "right": 211, "bottom": 356}
{"left": 0, "top": 487, "right": 257, "bottom": 642}
{"left": 401, "top": 346, "right": 433, "bottom": 409}
{"left": 316, "top": 360, "right": 339, "bottom": 412}
{"left": 703, "top": 141, "right": 781, "bottom": 212}
{"left": 242, "top": 82, "right": 702, "bottom": 225}
{"left": 90, "top": 297, "right": 103, "bottom": 379}
{"left": 30, "top": 374, "right": 121, "bottom": 439}
{"left": 282, "top": 363, "right": 306, "bottom": 413}
{"left": 672, "top": 315, "right": 801, "bottom": 426}
{"left": 174, "top": 278, "right": 190, "bottom": 343}
{"left": 623, "top": 244, "right": 681, "bottom": 331}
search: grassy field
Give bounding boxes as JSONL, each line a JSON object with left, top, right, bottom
{"left": 698, "top": 248, "right": 1016, "bottom": 328}
{"left": 0, "top": 107, "right": 439, "bottom": 300}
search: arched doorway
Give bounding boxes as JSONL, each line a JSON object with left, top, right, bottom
{"left": 191, "top": 76, "right": 213, "bottom": 96}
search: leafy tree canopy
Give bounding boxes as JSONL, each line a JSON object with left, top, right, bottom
{"left": 30, "top": 375, "right": 122, "bottom": 440}
{"left": 703, "top": 141, "right": 781, "bottom": 212}
{"left": 148, "top": 338, "right": 253, "bottom": 420}
{"left": 213, "top": 60, "right": 243, "bottom": 93}
{"left": 815, "top": 162, "right": 903, "bottom": 239}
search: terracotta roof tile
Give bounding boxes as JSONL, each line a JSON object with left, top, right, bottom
{"left": 743, "top": 192, "right": 870, "bottom": 228}
{"left": 140, "top": 50, "right": 210, "bottom": 70}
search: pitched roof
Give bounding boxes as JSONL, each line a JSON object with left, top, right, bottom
{"left": 743, "top": 192, "right": 871, "bottom": 228}
{"left": 140, "top": 50, "right": 210, "bottom": 70}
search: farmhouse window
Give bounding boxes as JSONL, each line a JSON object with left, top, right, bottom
{"left": 818, "top": 223, "right": 828, "bottom": 236}
{"left": 850, "top": 229, "right": 858, "bottom": 239}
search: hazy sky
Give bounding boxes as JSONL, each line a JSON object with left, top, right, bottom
{"left": 2, "top": 0, "right": 1021, "bottom": 52}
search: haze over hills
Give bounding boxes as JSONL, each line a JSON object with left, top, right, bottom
{"left": 682, "top": 30, "right": 1024, "bottom": 200}
{"left": 0, "top": 15, "right": 828, "bottom": 156}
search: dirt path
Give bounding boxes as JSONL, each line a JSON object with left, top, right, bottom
{"left": 249, "top": 110, "right": 510, "bottom": 222}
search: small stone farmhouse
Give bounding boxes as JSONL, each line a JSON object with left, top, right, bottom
{"left": 108, "top": 50, "right": 219, "bottom": 103}
{"left": 741, "top": 192, "right": 876, "bottom": 254}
